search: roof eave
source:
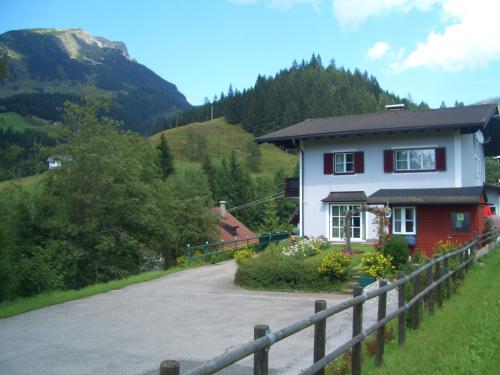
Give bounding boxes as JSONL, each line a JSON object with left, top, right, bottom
{"left": 257, "top": 122, "right": 484, "bottom": 145}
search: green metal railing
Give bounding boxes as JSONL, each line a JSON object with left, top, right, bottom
{"left": 186, "top": 231, "right": 290, "bottom": 265}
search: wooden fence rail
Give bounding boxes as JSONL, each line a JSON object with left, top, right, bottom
{"left": 162, "top": 231, "right": 498, "bottom": 375}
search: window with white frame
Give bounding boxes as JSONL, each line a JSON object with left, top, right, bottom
{"left": 392, "top": 207, "right": 416, "bottom": 235}
{"left": 395, "top": 149, "right": 435, "bottom": 171}
{"left": 331, "top": 204, "right": 362, "bottom": 239}
{"left": 335, "top": 153, "right": 354, "bottom": 174}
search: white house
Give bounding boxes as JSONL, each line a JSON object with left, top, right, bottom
{"left": 257, "top": 104, "right": 500, "bottom": 256}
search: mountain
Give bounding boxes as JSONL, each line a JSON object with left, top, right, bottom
{"left": 0, "top": 28, "right": 191, "bottom": 134}
{"left": 172, "top": 55, "right": 428, "bottom": 136}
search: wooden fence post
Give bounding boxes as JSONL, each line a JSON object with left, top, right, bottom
{"left": 160, "top": 360, "right": 180, "bottom": 375}
{"left": 451, "top": 253, "right": 457, "bottom": 291}
{"left": 464, "top": 247, "right": 470, "bottom": 273}
{"left": 426, "top": 262, "right": 434, "bottom": 316}
{"left": 435, "top": 259, "right": 443, "bottom": 307}
{"left": 444, "top": 257, "right": 451, "bottom": 299}
{"left": 375, "top": 279, "right": 388, "bottom": 367}
{"left": 398, "top": 272, "right": 406, "bottom": 346}
{"left": 314, "top": 300, "right": 327, "bottom": 375}
{"left": 254, "top": 325, "right": 269, "bottom": 375}
{"left": 411, "top": 264, "right": 420, "bottom": 330}
{"left": 352, "top": 286, "right": 363, "bottom": 375}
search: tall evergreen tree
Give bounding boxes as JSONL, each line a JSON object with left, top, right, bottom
{"left": 157, "top": 133, "right": 174, "bottom": 180}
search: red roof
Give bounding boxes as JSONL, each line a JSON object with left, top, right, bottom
{"left": 210, "top": 208, "right": 257, "bottom": 243}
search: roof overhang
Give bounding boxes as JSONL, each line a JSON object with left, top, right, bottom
{"left": 256, "top": 104, "right": 499, "bottom": 148}
{"left": 368, "top": 186, "right": 485, "bottom": 205}
{"left": 322, "top": 191, "right": 367, "bottom": 203}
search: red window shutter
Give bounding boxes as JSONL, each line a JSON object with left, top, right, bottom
{"left": 324, "top": 153, "right": 333, "bottom": 174}
{"left": 436, "top": 147, "right": 446, "bottom": 171}
{"left": 384, "top": 150, "right": 394, "bottom": 173}
{"left": 354, "top": 151, "right": 364, "bottom": 173}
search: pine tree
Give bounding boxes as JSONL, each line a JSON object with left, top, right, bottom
{"left": 260, "top": 198, "right": 282, "bottom": 233}
{"left": 157, "top": 133, "right": 174, "bottom": 180}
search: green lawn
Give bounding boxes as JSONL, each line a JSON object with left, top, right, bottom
{"left": 0, "top": 265, "right": 191, "bottom": 319}
{"left": 149, "top": 117, "right": 297, "bottom": 177}
{"left": 361, "top": 246, "right": 500, "bottom": 375}
{"left": 0, "top": 112, "right": 47, "bottom": 132}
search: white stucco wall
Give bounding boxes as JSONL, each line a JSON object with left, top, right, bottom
{"left": 485, "top": 187, "right": 500, "bottom": 214}
{"left": 461, "top": 133, "right": 485, "bottom": 186}
{"left": 300, "top": 129, "right": 483, "bottom": 241}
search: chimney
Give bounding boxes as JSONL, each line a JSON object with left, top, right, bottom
{"left": 219, "top": 201, "right": 227, "bottom": 219}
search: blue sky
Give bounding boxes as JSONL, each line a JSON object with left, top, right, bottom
{"left": 2, "top": 0, "right": 499, "bottom": 107}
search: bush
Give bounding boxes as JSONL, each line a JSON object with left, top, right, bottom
{"left": 234, "top": 248, "right": 256, "bottom": 265}
{"left": 235, "top": 252, "right": 344, "bottom": 291}
{"left": 317, "top": 250, "right": 351, "bottom": 280}
{"left": 381, "top": 236, "right": 409, "bottom": 267}
{"left": 360, "top": 252, "right": 395, "bottom": 279}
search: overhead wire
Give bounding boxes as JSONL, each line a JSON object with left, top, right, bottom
{"left": 228, "top": 192, "right": 285, "bottom": 212}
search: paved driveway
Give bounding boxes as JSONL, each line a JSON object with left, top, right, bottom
{"left": 0, "top": 261, "right": 390, "bottom": 375}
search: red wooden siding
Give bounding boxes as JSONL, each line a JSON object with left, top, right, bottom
{"left": 354, "top": 151, "right": 364, "bottom": 173}
{"left": 383, "top": 150, "right": 393, "bottom": 173}
{"left": 324, "top": 153, "right": 333, "bottom": 174}
{"left": 412, "top": 204, "right": 484, "bottom": 257}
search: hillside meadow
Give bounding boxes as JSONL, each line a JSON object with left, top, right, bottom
{"left": 149, "top": 117, "right": 297, "bottom": 177}
{"left": 0, "top": 111, "right": 47, "bottom": 132}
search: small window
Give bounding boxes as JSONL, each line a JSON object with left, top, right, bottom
{"left": 395, "top": 149, "right": 436, "bottom": 171}
{"left": 335, "top": 153, "right": 354, "bottom": 174}
{"left": 451, "top": 212, "right": 470, "bottom": 233}
{"left": 393, "top": 207, "right": 416, "bottom": 235}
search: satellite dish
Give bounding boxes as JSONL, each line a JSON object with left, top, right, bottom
{"left": 475, "top": 130, "right": 485, "bottom": 144}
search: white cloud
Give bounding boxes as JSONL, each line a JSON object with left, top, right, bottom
{"left": 367, "top": 42, "right": 391, "bottom": 60}
{"left": 332, "top": 0, "right": 441, "bottom": 30}
{"left": 393, "top": 0, "right": 500, "bottom": 72}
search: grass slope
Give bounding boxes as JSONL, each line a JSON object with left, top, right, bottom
{"left": 362, "top": 246, "right": 500, "bottom": 375}
{"left": 0, "top": 265, "right": 191, "bottom": 319}
{"left": 149, "top": 117, "right": 297, "bottom": 177}
{"left": 0, "top": 112, "right": 47, "bottom": 132}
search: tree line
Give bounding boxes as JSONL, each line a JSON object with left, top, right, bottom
{"left": 0, "top": 97, "right": 216, "bottom": 301}
{"left": 167, "top": 54, "right": 429, "bottom": 136}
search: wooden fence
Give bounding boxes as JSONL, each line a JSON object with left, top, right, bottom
{"left": 162, "top": 231, "right": 498, "bottom": 375}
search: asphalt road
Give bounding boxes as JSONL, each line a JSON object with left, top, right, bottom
{"left": 0, "top": 261, "right": 392, "bottom": 375}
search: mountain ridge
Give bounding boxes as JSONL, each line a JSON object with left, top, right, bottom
{"left": 0, "top": 28, "right": 191, "bottom": 134}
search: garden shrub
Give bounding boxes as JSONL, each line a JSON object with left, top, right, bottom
{"left": 360, "top": 252, "right": 395, "bottom": 279}
{"left": 234, "top": 248, "right": 256, "bottom": 265}
{"left": 381, "top": 236, "right": 409, "bottom": 267}
{"left": 317, "top": 250, "right": 351, "bottom": 280}
{"left": 235, "top": 252, "right": 344, "bottom": 291}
